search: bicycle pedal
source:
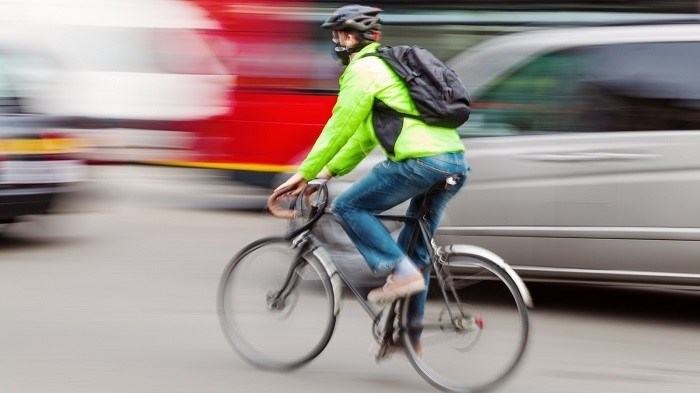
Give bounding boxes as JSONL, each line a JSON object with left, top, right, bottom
{"left": 376, "top": 347, "right": 398, "bottom": 363}
{"left": 369, "top": 341, "right": 388, "bottom": 363}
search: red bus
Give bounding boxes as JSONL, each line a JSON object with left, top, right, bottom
{"left": 152, "top": 0, "right": 339, "bottom": 188}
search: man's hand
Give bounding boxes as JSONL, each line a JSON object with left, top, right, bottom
{"left": 269, "top": 170, "right": 333, "bottom": 218}
{"left": 274, "top": 172, "right": 308, "bottom": 196}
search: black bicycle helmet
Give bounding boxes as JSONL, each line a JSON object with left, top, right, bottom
{"left": 321, "top": 4, "right": 382, "bottom": 36}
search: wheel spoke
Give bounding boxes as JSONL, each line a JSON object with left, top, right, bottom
{"left": 402, "top": 255, "right": 529, "bottom": 392}
{"left": 218, "top": 238, "right": 337, "bottom": 370}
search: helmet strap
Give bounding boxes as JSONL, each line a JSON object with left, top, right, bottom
{"left": 330, "top": 30, "right": 374, "bottom": 66}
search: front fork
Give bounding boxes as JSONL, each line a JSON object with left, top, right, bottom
{"left": 265, "top": 232, "right": 311, "bottom": 311}
{"left": 266, "top": 256, "right": 305, "bottom": 311}
{"left": 268, "top": 231, "right": 343, "bottom": 315}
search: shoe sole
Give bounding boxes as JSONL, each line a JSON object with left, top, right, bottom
{"left": 367, "top": 280, "right": 426, "bottom": 304}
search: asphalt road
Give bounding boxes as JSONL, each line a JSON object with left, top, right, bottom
{"left": 1, "top": 166, "right": 699, "bottom": 393}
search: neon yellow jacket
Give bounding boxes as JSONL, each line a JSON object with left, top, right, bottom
{"left": 298, "top": 42, "right": 465, "bottom": 180}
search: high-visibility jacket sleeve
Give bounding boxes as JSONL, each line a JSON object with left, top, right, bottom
{"left": 297, "top": 66, "right": 376, "bottom": 180}
{"left": 325, "top": 124, "right": 378, "bottom": 177}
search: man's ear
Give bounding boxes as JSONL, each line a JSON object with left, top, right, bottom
{"left": 346, "top": 32, "right": 360, "bottom": 48}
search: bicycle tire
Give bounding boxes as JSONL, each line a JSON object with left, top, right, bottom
{"left": 218, "top": 237, "right": 337, "bottom": 370}
{"left": 401, "top": 251, "right": 530, "bottom": 392}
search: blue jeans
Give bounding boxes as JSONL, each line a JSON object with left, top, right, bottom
{"left": 331, "top": 152, "right": 468, "bottom": 342}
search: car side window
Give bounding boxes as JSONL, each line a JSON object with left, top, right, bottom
{"left": 458, "top": 49, "right": 591, "bottom": 137}
{"left": 458, "top": 41, "right": 700, "bottom": 137}
{"left": 578, "top": 42, "right": 700, "bottom": 132}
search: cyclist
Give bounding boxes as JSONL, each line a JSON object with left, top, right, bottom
{"left": 274, "top": 4, "right": 468, "bottom": 353}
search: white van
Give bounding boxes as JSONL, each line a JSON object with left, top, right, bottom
{"left": 0, "top": 0, "right": 231, "bottom": 160}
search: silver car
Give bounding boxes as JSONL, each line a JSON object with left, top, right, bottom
{"left": 328, "top": 23, "right": 700, "bottom": 288}
{"left": 0, "top": 48, "right": 85, "bottom": 226}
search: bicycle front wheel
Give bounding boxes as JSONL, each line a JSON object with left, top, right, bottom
{"left": 402, "top": 252, "right": 529, "bottom": 392}
{"left": 218, "top": 237, "right": 336, "bottom": 370}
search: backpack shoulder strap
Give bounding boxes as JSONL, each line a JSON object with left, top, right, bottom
{"left": 362, "top": 47, "right": 423, "bottom": 122}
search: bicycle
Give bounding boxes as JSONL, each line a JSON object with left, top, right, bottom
{"left": 218, "top": 178, "right": 533, "bottom": 392}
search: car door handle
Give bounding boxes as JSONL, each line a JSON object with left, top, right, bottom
{"left": 522, "top": 152, "right": 657, "bottom": 163}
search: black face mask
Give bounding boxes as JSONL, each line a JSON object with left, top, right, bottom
{"left": 331, "top": 41, "right": 351, "bottom": 66}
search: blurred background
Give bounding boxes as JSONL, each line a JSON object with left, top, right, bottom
{"left": 1, "top": 1, "right": 700, "bottom": 392}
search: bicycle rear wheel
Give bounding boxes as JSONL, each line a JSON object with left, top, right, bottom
{"left": 401, "top": 252, "right": 529, "bottom": 392}
{"left": 218, "top": 237, "right": 336, "bottom": 370}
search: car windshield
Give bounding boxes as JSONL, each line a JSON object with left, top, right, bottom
{"left": 447, "top": 36, "right": 551, "bottom": 97}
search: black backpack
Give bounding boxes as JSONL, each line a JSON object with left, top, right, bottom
{"left": 367, "top": 45, "right": 471, "bottom": 129}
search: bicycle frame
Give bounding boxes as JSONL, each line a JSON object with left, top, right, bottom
{"left": 270, "top": 178, "right": 471, "bottom": 330}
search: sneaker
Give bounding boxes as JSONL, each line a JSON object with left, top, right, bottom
{"left": 367, "top": 272, "right": 426, "bottom": 304}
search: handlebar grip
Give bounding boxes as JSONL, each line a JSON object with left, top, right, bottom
{"left": 267, "top": 186, "right": 297, "bottom": 219}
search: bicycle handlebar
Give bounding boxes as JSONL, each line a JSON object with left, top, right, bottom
{"left": 267, "top": 185, "right": 298, "bottom": 219}
{"left": 267, "top": 179, "right": 330, "bottom": 239}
